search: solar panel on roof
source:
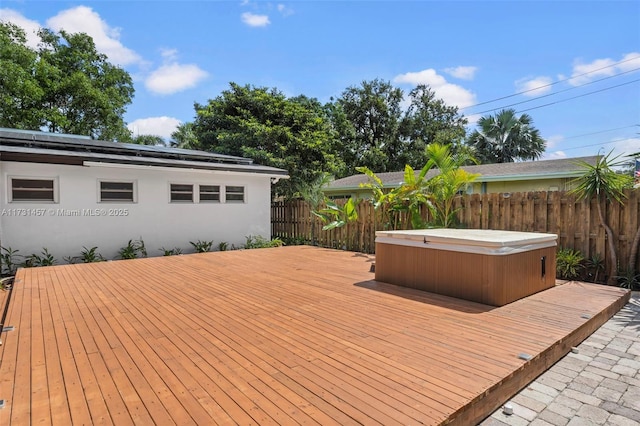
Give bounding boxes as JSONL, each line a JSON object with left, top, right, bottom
{"left": 0, "top": 128, "right": 253, "bottom": 165}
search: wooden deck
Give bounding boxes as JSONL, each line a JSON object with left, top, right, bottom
{"left": 0, "top": 246, "right": 630, "bottom": 425}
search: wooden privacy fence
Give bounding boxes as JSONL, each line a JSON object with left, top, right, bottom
{"left": 271, "top": 189, "right": 640, "bottom": 272}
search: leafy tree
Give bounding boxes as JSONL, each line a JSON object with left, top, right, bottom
{"left": 0, "top": 22, "right": 134, "bottom": 141}
{"left": 569, "top": 152, "right": 634, "bottom": 285}
{"left": 323, "top": 100, "right": 357, "bottom": 178}
{"left": 170, "top": 122, "right": 201, "bottom": 150}
{"left": 130, "top": 134, "right": 166, "bottom": 146}
{"left": 466, "top": 108, "right": 545, "bottom": 163}
{"left": 337, "top": 79, "right": 404, "bottom": 173}
{"left": 399, "top": 85, "right": 468, "bottom": 168}
{"left": 193, "top": 83, "right": 342, "bottom": 199}
{"left": 0, "top": 23, "right": 43, "bottom": 129}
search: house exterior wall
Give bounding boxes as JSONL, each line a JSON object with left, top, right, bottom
{"left": 0, "top": 160, "right": 274, "bottom": 260}
{"left": 326, "top": 177, "right": 577, "bottom": 199}
{"left": 470, "top": 177, "right": 575, "bottom": 194}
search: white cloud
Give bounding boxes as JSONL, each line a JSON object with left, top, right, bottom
{"left": 0, "top": 9, "right": 42, "bottom": 48}
{"left": 277, "top": 4, "right": 294, "bottom": 17}
{"left": 45, "top": 6, "right": 141, "bottom": 66}
{"left": 160, "top": 48, "right": 178, "bottom": 62}
{"left": 466, "top": 113, "right": 481, "bottom": 126}
{"left": 515, "top": 76, "right": 553, "bottom": 97}
{"left": 542, "top": 151, "right": 568, "bottom": 160}
{"left": 443, "top": 66, "right": 477, "bottom": 80}
{"left": 145, "top": 62, "right": 208, "bottom": 95}
{"left": 541, "top": 136, "right": 639, "bottom": 160}
{"left": 241, "top": 12, "right": 270, "bottom": 27}
{"left": 393, "top": 68, "right": 477, "bottom": 109}
{"left": 610, "top": 137, "right": 640, "bottom": 158}
{"left": 569, "top": 52, "right": 640, "bottom": 86}
{"left": 544, "top": 135, "right": 564, "bottom": 151}
{"left": 128, "top": 116, "right": 181, "bottom": 139}
{"left": 540, "top": 134, "right": 568, "bottom": 159}
{"left": 618, "top": 52, "right": 640, "bottom": 72}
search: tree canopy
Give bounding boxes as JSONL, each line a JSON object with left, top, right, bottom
{"left": 337, "top": 79, "right": 404, "bottom": 173}
{"left": 192, "top": 83, "right": 344, "bottom": 199}
{"left": 333, "top": 80, "right": 469, "bottom": 174}
{"left": 0, "top": 22, "right": 134, "bottom": 141}
{"left": 466, "top": 109, "right": 545, "bottom": 163}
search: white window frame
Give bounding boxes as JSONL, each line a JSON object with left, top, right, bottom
{"left": 169, "top": 183, "right": 194, "bottom": 203}
{"left": 225, "top": 185, "right": 246, "bottom": 203}
{"left": 8, "top": 176, "right": 58, "bottom": 203}
{"left": 98, "top": 180, "right": 137, "bottom": 203}
{"left": 199, "top": 184, "right": 221, "bottom": 203}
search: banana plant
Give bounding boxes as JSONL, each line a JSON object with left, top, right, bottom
{"left": 313, "top": 197, "right": 359, "bottom": 231}
{"left": 313, "top": 197, "right": 360, "bottom": 250}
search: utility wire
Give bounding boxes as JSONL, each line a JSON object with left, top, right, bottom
{"left": 515, "top": 79, "right": 640, "bottom": 114}
{"left": 560, "top": 125, "right": 639, "bottom": 141}
{"left": 561, "top": 135, "right": 638, "bottom": 151}
{"left": 463, "top": 55, "right": 640, "bottom": 109}
{"left": 473, "top": 67, "right": 640, "bottom": 115}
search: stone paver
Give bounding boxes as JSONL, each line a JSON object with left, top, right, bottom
{"left": 480, "top": 292, "right": 640, "bottom": 425}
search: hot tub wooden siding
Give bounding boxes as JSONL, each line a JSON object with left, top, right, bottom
{"left": 375, "top": 242, "right": 557, "bottom": 306}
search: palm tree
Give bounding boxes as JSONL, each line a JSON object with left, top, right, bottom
{"left": 170, "top": 122, "right": 200, "bottom": 150}
{"left": 423, "top": 143, "right": 479, "bottom": 228}
{"left": 357, "top": 143, "right": 478, "bottom": 229}
{"left": 569, "top": 152, "right": 633, "bottom": 285}
{"left": 467, "top": 109, "right": 545, "bottom": 163}
{"left": 297, "top": 172, "right": 333, "bottom": 244}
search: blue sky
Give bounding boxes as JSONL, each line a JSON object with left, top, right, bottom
{"left": 2, "top": 1, "right": 639, "bottom": 161}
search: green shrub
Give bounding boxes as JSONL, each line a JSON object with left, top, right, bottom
{"left": 190, "top": 240, "right": 213, "bottom": 253}
{"left": 81, "top": 246, "right": 105, "bottom": 263}
{"left": 279, "top": 236, "right": 309, "bottom": 246}
{"left": 556, "top": 247, "right": 584, "bottom": 280}
{"left": 160, "top": 247, "right": 182, "bottom": 256}
{"left": 24, "top": 248, "right": 57, "bottom": 267}
{"left": 118, "top": 239, "right": 147, "bottom": 259}
{"left": 615, "top": 269, "right": 640, "bottom": 290}
{"left": 244, "top": 235, "right": 284, "bottom": 249}
{"left": 585, "top": 252, "right": 605, "bottom": 283}
{"left": 217, "top": 241, "right": 229, "bottom": 251}
{"left": 1, "top": 246, "right": 21, "bottom": 276}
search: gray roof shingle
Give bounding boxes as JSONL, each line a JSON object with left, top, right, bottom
{"left": 327, "top": 156, "right": 600, "bottom": 190}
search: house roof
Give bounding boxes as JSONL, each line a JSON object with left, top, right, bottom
{"left": 326, "top": 156, "right": 600, "bottom": 191}
{"left": 0, "top": 128, "right": 289, "bottom": 176}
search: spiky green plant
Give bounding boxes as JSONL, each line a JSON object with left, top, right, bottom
{"left": 1, "top": 246, "right": 21, "bottom": 276}
{"left": 569, "top": 152, "right": 633, "bottom": 285}
{"left": 556, "top": 247, "right": 584, "bottom": 280}
{"left": 190, "top": 240, "right": 213, "bottom": 253}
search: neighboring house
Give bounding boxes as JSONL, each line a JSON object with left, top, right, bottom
{"left": 0, "top": 128, "right": 288, "bottom": 260}
{"left": 324, "top": 156, "right": 598, "bottom": 199}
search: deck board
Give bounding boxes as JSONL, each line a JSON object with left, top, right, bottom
{"left": 0, "top": 246, "right": 629, "bottom": 425}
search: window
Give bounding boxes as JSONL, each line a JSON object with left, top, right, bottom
{"left": 225, "top": 185, "right": 245, "bottom": 203}
{"left": 10, "top": 178, "right": 55, "bottom": 202}
{"left": 200, "top": 185, "right": 220, "bottom": 202}
{"left": 170, "top": 184, "right": 193, "bottom": 202}
{"left": 100, "top": 181, "right": 134, "bottom": 202}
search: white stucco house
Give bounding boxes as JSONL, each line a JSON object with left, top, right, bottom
{"left": 0, "top": 128, "right": 288, "bottom": 261}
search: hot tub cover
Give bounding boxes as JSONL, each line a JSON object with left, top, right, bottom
{"left": 375, "top": 229, "right": 557, "bottom": 255}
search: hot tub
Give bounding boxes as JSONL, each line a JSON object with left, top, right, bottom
{"left": 375, "top": 229, "right": 558, "bottom": 306}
